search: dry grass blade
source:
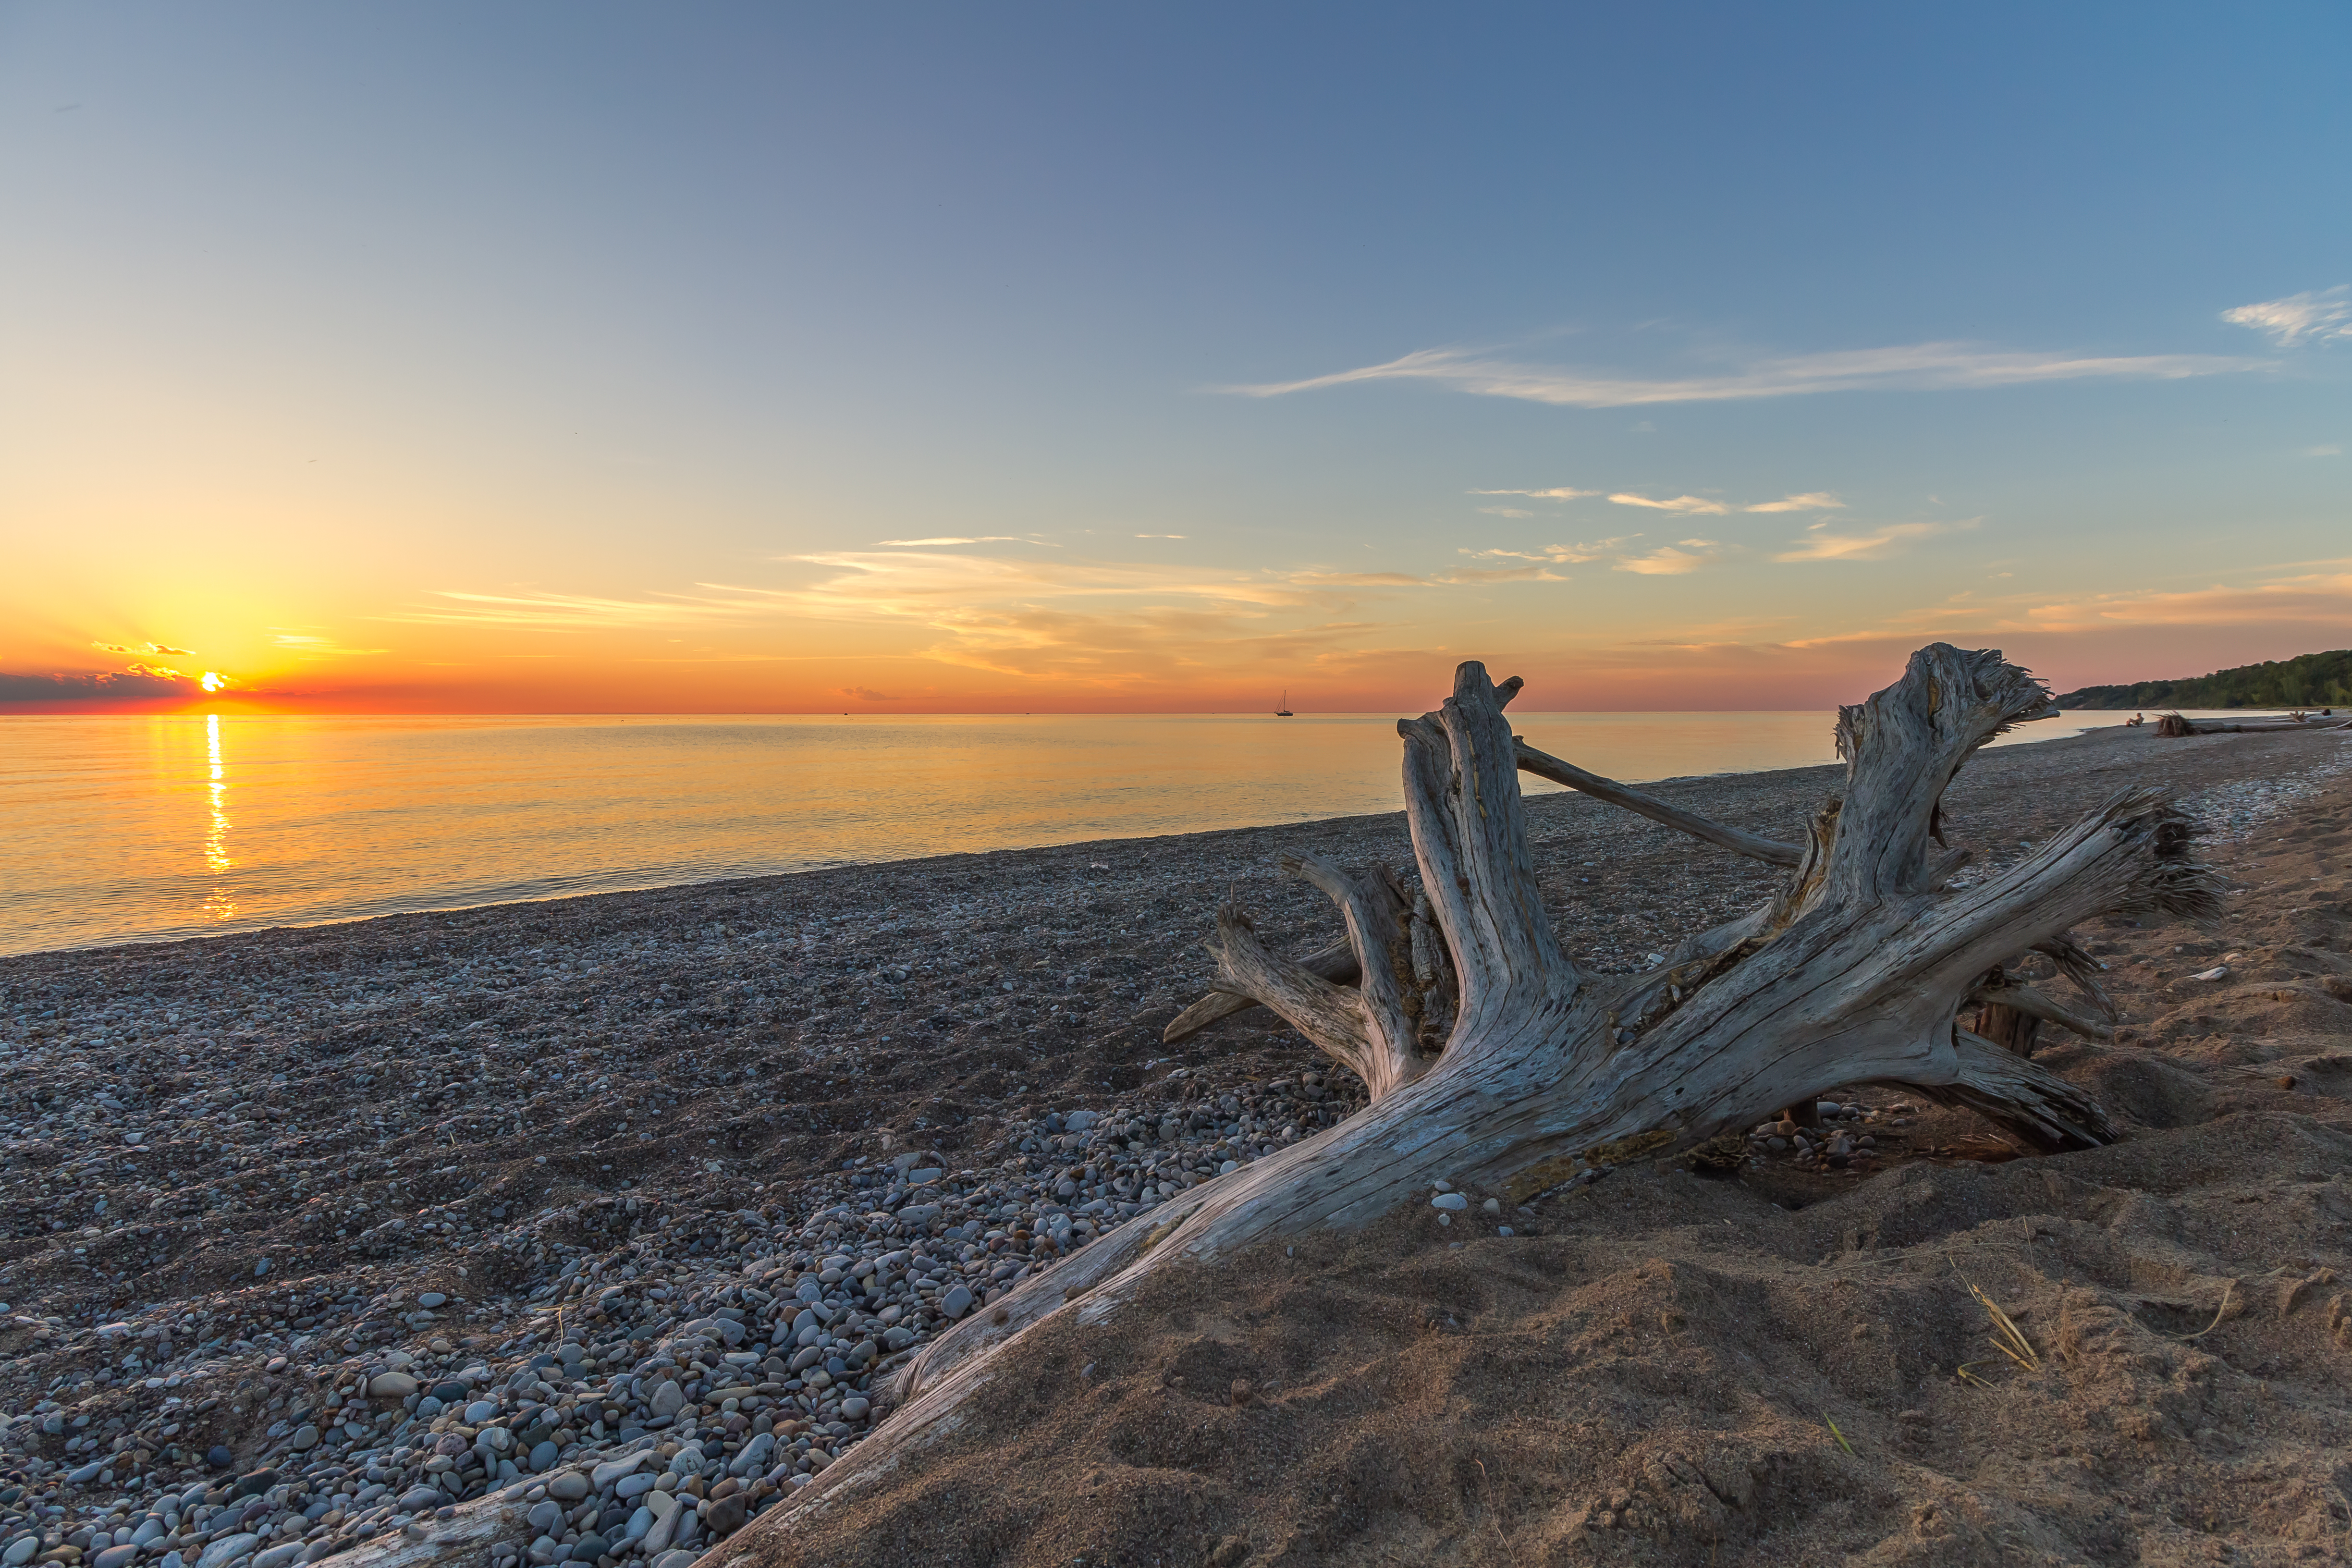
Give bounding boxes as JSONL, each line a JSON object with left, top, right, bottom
{"left": 1823, "top": 1414, "right": 1855, "bottom": 1455}
{"left": 2172, "top": 1279, "right": 2238, "bottom": 1341}
{"left": 1947, "top": 1262, "right": 2041, "bottom": 1374}
{"left": 1970, "top": 1281, "right": 2041, "bottom": 1371}
{"left": 1954, "top": 1361, "right": 1995, "bottom": 1388}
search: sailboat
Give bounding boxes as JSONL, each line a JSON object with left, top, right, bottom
{"left": 1275, "top": 690, "right": 1294, "bottom": 717}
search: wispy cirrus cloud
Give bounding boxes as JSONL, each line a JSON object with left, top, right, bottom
{"left": 270, "top": 629, "right": 390, "bottom": 657}
{"left": 778, "top": 551, "right": 1421, "bottom": 682}
{"left": 403, "top": 549, "right": 1433, "bottom": 687}
{"left": 383, "top": 587, "right": 787, "bottom": 630}
{"left": 1442, "top": 564, "right": 1570, "bottom": 583}
{"left": 1609, "top": 492, "right": 1729, "bottom": 514}
{"left": 2222, "top": 286, "right": 2351, "bottom": 347}
{"left": 2001, "top": 566, "right": 2352, "bottom": 634}
{"left": 1742, "top": 491, "right": 1845, "bottom": 513}
{"left": 1471, "top": 484, "right": 1842, "bottom": 514}
{"left": 1226, "top": 341, "right": 2265, "bottom": 408}
{"left": 1616, "top": 540, "right": 1720, "bottom": 575}
{"left": 1462, "top": 538, "right": 1629, "bottom": 566}
{"left": 1464, "top": 534, "right": 1724, "bottom": 575}
{"left": 1768, "top": 561, "right": 2352, "bottom": 649}
{"left": 1774, "top": 520, "right": 1959, "bottom": 562}
{"left": 1287, "top": 571, "right": 1424, "bottom": 588}
{"left": 875, "top": 535, "right": 1028, "bottom": 547}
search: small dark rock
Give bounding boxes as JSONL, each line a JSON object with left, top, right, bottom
{"left": 207, "top": 1446, "right": 234, "bottom": 1470}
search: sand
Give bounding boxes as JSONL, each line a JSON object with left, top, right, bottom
{"left": 5, "top": 717, "right": 2352, "bottom": 1566}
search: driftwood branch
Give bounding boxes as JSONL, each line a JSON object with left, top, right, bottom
{"left": 1513, "top": 740, "right": 1802, "bottom": 866}
{"left": 1912, "top": 1028, "right": 2119, "bottom": 1151}
{"left": 1971, "top": 981, "right": 2115, "bottom": 1041}
{"left": 2034, "top": 932, "right": 2119, "bottom": 1020}
{"left": 1209, "top": 854, "right": 1431, "bottom": 1101}
{"left": 1162, "top": 934, "right": 1356, "bottom": 1043}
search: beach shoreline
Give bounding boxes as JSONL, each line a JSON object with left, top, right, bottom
{"left": 2, "top": 719, "right": 2349, "bottom": 1566}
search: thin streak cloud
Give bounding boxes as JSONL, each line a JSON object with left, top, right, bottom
{"left": 1225, "top": 341, "right": 2265, "bottom": 408}
{"left": 384, "top": 588, "right": 780, "bottom": 629}
{"left": 1773, "top": 520, "right": 1960, "bottom": 562}
{"left": 1743, "top": 491, "right": 1845, "bottom": 513}
{"left": 875, "top": 536, "right": 1026, "bottom": 547}
{"left": 2222, "top": 286, "right": 2351, "bottom": 347}
{"left": 1615, "top": 542, "right": 1716, "bottom": 575}
{"left": 1468, "top": 486, "right": 1598, "bottom": 500}
{"left": 1462, "top": 539, "right": 1627, "bottom": 565}
{"left": 1610, "top": 493, "right": 1729, "bottom": 514}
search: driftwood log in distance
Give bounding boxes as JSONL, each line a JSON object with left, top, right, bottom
{"left": 705, "top": 644, "right": 2220, "bottom": 1556}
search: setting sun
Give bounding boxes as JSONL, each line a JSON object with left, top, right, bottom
{"left": 199, "top": 672, "right": 226, "bottom": 692}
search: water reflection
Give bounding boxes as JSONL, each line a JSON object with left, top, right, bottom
{"left": 202, "top": 713, "right": 234, "bottom": 920}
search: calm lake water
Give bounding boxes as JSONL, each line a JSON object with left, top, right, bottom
{"left": 1, "top": 709, "right": 2142, "bottom": 955}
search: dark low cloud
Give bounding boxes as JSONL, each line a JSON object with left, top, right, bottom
{"left": 0, "top": 667, "right": 198, "bottom": 702}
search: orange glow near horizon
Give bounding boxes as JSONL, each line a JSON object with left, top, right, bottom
{"left": 8, "top": 562, "right": 2352, "bottom": 717}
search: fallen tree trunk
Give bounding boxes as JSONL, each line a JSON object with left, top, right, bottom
{"left": 707, "top": 644, "right": 2220, "bottom": 1557}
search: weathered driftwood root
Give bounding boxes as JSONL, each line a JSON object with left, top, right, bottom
{"left": 1160, "top": 933, "right": 1356, "bottom": 1043}
{"left": 1161, "top": 730, "right": 1796, "bottom": 1044}
{"left": 708, "top": 644, "right": 2221, "bottom": 1555}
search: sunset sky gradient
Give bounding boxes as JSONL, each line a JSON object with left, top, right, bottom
{"left": 4, "top": 2, "right": 2348, "bottom": 713}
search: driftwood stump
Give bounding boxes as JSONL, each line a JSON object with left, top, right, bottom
{"left": 698, "top": 644, "right": 2219, "bottom": 1556}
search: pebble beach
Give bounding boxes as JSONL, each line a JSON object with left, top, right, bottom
{"left": 4, "top": 716, "right": 2350, "bottom": 1568}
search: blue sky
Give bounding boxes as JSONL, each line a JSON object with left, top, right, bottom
{"left": 3, "top": 1, "right": 2347, "bottom": 710}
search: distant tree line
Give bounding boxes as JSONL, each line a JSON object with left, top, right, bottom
{"left": 2052, "top": 648, "right": 2352, "bottom": 710}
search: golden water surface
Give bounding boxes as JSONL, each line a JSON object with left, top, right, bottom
{"left": 0, "top": 709, "right": 2120, "bottom": 954}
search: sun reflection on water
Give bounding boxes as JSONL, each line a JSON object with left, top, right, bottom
{"left": 201, "top": 713, "right": 235, "bottom": 920}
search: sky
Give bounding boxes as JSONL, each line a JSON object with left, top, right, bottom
{"left": 3, "top": 1, "right": 2348, "bottom": 714}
